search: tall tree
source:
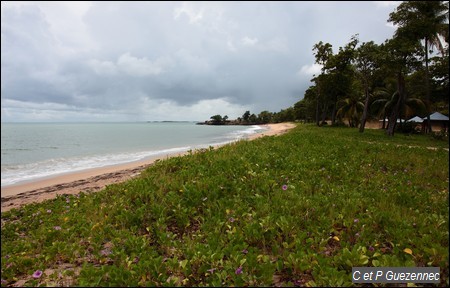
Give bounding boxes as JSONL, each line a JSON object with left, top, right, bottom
{"left": 210, "top": 114, "right": 223, "bottom": 124}
{"left": 242, "top": 111, "right": 251, "bottom": 123}
{"left": 258, "top": 111, "right": 272, "bottom": 124}
{"left": 325, "top": 35, "right": 359, "bottom": 125}
{"left": 312, "top": 41, "right": 333, "bottom": 126}
{"left": 354, "top": 41, "right": 380, "bottom": 132}
{"left": 389, "top": 1, "right": 449, "bottom": 133}
{"left": 429, "top": 47, "right": 449, "bottom": 114}
{"left": 378, "top": 36, "right": 422, "bottom": 136}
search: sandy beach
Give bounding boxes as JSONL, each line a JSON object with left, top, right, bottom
{"left": 1, "top": 122, "right": 296, "bottom": 212}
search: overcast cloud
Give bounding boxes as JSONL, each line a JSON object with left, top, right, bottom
{"left": 1, "top": 1, "right": 400, "bottom": 122}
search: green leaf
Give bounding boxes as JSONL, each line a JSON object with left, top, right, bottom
{"left": 372, "top": 252, "right": 381, "bottom": 258}
{"left": 180, "top": 259, "right": 188, "bottom": 269}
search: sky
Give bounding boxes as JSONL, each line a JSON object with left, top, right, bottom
{"left": 1, "top": 1, "right": 401, "bottom": 122}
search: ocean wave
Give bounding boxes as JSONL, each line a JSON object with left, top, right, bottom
{"left": 219, "top": 125, "right": 267, "bottom": 142}
{"left": 1, "top": 146, "right": 191, "bottom": 187}
{"left": 1, "top": 124, "right": 268, "bottom": 187}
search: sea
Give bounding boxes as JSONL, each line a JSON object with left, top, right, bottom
{"left": 1, "top": 122, "right": 266, "bottom": 188}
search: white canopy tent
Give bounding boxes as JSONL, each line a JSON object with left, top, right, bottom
{"left": 428, "top": 112, "right": 449, "bottom": 121}
{"left": 406, "top": 116, "right": 424, "bottom": 123}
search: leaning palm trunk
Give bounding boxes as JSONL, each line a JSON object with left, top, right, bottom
{"left": 315, "top": 96, "right": 320, "bottom": 126}
{"left": 316, "top": 84, "right": 320, "bottom": 126}
{"left": 424, "top": 38, "right": 432, "bottom": 133}
{"left": 359, "top": 82, "right": 370, "bottom": 133}
{"left": 386, "top": 73, "right": 406, "bottom": 136}
{"left": 331, "top": 97, "right": 337, "bottom": 125}
{"left": 320, "top": 100, "right": 328, "bottom": 125}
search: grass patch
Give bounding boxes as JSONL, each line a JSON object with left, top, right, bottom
{"left": 1, "top": 124, "right": 448, "bottom": 286}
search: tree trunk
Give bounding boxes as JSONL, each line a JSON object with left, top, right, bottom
{"left": 331, "top": 96, "right": 337, "bottom": 125}
{"left": 386, "top": 73, "right": 406, "bottom": 136}
{"left": 424, "top": 39, "right": 432, "bottom": 133}
{"left": 315, "top": 81, "right": 321, "bottom": 126}
{"left": 321, "top": 101, "right": 328, "bottom": 125}
{"left": 315, "top": 88, "right": 320, "bottom": 126}
{"left": 359, "top": 81, "right": 370, "bottom": 133}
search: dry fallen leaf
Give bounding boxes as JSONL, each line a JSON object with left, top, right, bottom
{"left": 403, "top": 248, "right": 413, "bottom": 255}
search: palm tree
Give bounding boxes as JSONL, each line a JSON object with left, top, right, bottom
{"left": 389, "top": 1, "right": 449, "bottom": 132}
{"left": 336, "top": 96, "right": 364, "bottom": 128}
{"left": 371, "top": 79, "right": 397, "bottom": 129}
{"left": 371, "top": 85, "right": 427, "bottom": 130}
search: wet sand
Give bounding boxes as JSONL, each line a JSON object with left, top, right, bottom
{"left": 1, "top": 123, "right": 296, "bottom": 212}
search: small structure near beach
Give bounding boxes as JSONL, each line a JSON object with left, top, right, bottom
{"left": 406, "top": 112, "right": 449, "bottom": 132}
{"left": 428, "top": 112, "right": 449, "bottom": 132}
{"left": 406, "top": 116, "right": 423, "bottom": 123}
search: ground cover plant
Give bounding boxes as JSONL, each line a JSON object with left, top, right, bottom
{"left": 1, "top": 124, "right": 448, "bottom": 287}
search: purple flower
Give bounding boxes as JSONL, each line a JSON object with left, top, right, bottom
{"left": 66, "top": 198, "right": 70, "bottom": 203}
{"left": 282, "top": 185, "right": 288, "bottom": 191}
{"left": 32, "top": 270, "right": 43, "bottom": 279}
{"left": 54, "top": 226, "right": 61, "bottom": 230}
{"left": 100, "top": 249, "right": 112, "bottom": 256}
{"left": 354, "top": 218, "right": 359, "bottom": 223}
{"left": 229, "top": 217, "right": 235, "bottom": 223}
{"left": 207, "top": 268, "right": 216, "bottom": 274}
{"left": 46, "top": 209, "right": 52, "bottom": 214}
{"left": 235, "top": 267, "right": 243, "bottom": 275}
{"left": 368, "top": 246, "right": 375, "bottom": 251}
{"left": 242, "top": 249, "right": 248, "bottom": 254}
{"left": 1, "top": 279, "right": 7, "bottom": 285}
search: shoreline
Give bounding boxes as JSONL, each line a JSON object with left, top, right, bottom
{"left": 1, "top": 123, "right": 296, "bottom": 212}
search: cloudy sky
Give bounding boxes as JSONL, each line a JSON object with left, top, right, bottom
{"left": 1, "top": 1, "right": 400, "bottom": 122}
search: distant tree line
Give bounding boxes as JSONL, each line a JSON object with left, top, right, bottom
{"left": 203, "top": 2, "right": 449, "bottom": 136}
{"left": 201, "top": 109, "right": 300, "bottom": 125}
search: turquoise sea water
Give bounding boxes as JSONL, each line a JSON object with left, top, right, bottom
{"left": 1, "top": 122, "right": 265, "bottom": 187}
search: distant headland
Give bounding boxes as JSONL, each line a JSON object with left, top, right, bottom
{"left": 197, "top": 110, "right": 285, "bottom": 126}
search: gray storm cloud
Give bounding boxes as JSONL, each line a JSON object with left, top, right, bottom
{"left": 1, "top": 1, "right": 397, "bottom": 122}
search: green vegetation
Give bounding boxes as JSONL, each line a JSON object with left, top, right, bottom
{"left": 2, "top": 124, "right": 448, "bottom": 286}
{"left": 205, "top": 2, "right": 449, "bottom": 137}
{"left": 304, "top": 1, "right": 449, "bottom": 136}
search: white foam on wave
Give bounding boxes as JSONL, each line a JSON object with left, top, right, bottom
{"left": 220, "top": 125, "right": 267, "bottom": 142}
{"left": 1, "top": 125, "right": 268, "bottom": 187}
{"left": 1, "top": 146, "right": 191, "bottom": 187}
